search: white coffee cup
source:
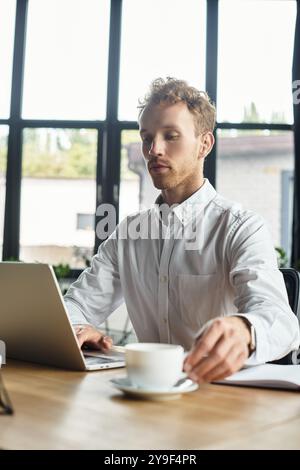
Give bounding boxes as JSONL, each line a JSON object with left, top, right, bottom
{"left": 125, "top": 342, "right": 185, "bottom": 390}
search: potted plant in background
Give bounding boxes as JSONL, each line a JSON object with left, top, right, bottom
{"left": 275, "top": 246, "right": 289, "bottom": 269}
{"left": 53, "top": 263, "right": 71, "bottom": 295}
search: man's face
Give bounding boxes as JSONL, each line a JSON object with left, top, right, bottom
{"left": 139, "top": 101, "right": 205, "bottom": 191}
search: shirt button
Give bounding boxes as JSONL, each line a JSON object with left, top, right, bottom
{"left": 160, "top": 275, "right": 167, "bottom": 283}
{"left": 164, "top": 318, "right": 168, "bottom": 323}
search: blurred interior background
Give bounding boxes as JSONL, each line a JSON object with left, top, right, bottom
{"left": 0, "top": 0, "right": 299, "bottom": 343}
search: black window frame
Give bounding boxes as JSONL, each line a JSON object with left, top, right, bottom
{"left": 1, "top": 0, "right": 298, "bottom": 276}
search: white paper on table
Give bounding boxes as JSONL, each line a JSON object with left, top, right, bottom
{"left": 217, "top": 364, "right": 300, "bottom": 390}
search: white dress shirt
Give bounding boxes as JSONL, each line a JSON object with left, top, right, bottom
{"left": 64, "top": 179, "right": 300, "bottom": 364}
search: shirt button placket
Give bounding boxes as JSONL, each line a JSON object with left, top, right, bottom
{"left": 158, "top": 225, "right": 173, "bottom": 343}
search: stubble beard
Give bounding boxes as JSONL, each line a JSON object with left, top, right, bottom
{"left": 150, "top": 169, "right": 179, "bottom": 190}
{"left": 150, "top": 162, "right": 200, "bottom": 191}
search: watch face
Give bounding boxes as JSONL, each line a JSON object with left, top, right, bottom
{"left": 250, "top": 325, "right": 256, "bottom": 352}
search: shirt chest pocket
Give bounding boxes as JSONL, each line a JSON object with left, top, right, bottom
{"left": 177, "top": 273, "right": 219, "bottom": 329}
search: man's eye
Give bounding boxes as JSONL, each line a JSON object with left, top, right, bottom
{"left": 142, "top": 137, "right": 152, "bottom": 144}
{"left": 166, "top": 134, "right": 179, "bottom": 140}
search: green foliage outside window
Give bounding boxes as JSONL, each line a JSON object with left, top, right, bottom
{"left": 22, "top": 129, "right": 97, "bottom": 179}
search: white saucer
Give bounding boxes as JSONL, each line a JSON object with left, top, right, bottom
{"left": 110, "top": 377, "right": 199, "bottom": 400}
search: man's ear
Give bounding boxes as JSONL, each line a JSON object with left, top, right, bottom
{"left": 198, "top": 132, "right": 215, "bottom": 159}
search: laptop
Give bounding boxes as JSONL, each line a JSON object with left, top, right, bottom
{"left": 0, "top": 262, "right": 125, "bottom": 371}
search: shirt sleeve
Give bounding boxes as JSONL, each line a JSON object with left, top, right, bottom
{"left": 64, "top": 230, "right": 123, "bottom": 329}
{"left": 227, "top": 212, "right": 300, "bottom": 365}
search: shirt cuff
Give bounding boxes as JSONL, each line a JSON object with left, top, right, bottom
{"left": 232, "top": 313, "right": 267, "bottom": 365}
{"left": 64, "top": 298, "right": 90, "bottom": 326}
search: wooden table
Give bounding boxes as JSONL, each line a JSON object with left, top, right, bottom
{"left": 1, "top": 360, "right": 300, "bottom": 450}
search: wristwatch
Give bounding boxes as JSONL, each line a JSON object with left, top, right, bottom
{"left": 244, "top": 318, "right": 256, "bottom": 355}
{"left": 248, "top": 322, "right": 256, "bottom": 355}
{"left": 237, "top": 316, "right": 256, "bottom": 356}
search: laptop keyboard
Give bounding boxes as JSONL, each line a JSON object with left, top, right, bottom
{"left": 84, "top": 355, "right": 122, "bottom": 365}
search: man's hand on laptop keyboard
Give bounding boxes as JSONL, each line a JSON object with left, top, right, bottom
{"left": 74, "top": 325, "right": 113, "bottom": 352}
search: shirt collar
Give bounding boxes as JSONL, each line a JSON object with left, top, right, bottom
{"left": 154, "top": 179, "right": 217, "bottom": 226}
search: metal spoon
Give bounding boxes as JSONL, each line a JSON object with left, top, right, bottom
{"left": 173, "top": 375, "right": 195, "bottom": 390}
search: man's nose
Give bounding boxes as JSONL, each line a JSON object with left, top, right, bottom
{"left": 149, "top": 138, "right": 164, "bottom": 157}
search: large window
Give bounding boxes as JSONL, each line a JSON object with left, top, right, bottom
{"left": 0, "top": 0, "right": 16, "bottom": 118}
{"left": 0, "top": 126, "right": 8, "bottom": 259}
{"left": 1, "top": 0, "right": 298, "bottom": 344}
{"left": 217, "top": 130, "right": 294, "bottom": 254}
{"left": 22, "top": 0, "right": 110, "bottom": 119}
{"left": 120, "top": 130, "right": 159, "bottom": 221}
{"left": 216, "top": 0, "right": 296, "bottom": 264}
{"left": 217, "top": 0, "right": 296, "bottom": 123}
{"left": 1, "top": 0, "right": 298, "bottom": 271}
{"left": 20, "top": 128, "right": 98, "bottom": 268}
{"left": 118, "top": 0, "right": 207, "bottom": 120}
